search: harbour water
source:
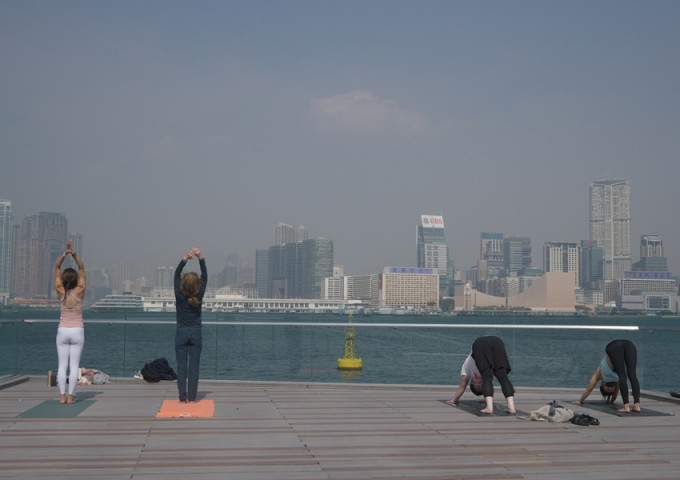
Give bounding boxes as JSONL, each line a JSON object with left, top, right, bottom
{"left": 2, "top": 311, "right": 679, "bottom": 394}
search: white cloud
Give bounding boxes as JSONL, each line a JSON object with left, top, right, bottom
{"left": 307, "top": 90, "right": 428, "bottom": 134}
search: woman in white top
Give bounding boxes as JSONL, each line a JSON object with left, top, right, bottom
{"left": 448, "top": 336, "right": 516, "bottom": 414}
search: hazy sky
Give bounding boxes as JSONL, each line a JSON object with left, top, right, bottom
{"left": 2, "top": 1, "right": 679, "bottom": 275}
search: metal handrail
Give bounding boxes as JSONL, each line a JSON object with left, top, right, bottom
{"left": 21, "top": 318, "right": 640, "bottom": 330}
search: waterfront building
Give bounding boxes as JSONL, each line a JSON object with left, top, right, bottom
{"left": 503, "top": 236, "right": 532, "bottom": 274}
{"left": 10, "top": 212, "right": 67, "bottom": 299}
{"left": 544, "top": 241, "right": 580, "bottom": 288}
{"left": 416, "top": 215, "right": 451, "bottom": 296}
{"left": 633, "top": 235, "right": 668, "bottom": 272}
{"left": 480, "top": 232, "right": 504, "bottom": 278}
{"left": 590, "top": 179, "right": 632, "bottom": 280}
{"left": 350, "top": 274, "right": 381, "bottom": 309}
{"left": 455, "top": 272, "right": 576, "bottom": 312}
{"left": 323, "top": 266, "right": 345, "bottom": 300}
{"left": 618, "top": 271, "right": 677, "bottom": 296}
{"left": 380, "top": 267, "right": 439, "bottom": 310}
{"left": 618, "top": 271, "right": 679, "bottom": 312}
{"left": 0, "top": 200, "right": 12, "bottom": 303}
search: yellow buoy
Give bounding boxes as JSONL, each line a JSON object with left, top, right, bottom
{"left": 337, "top": 312, "right": 362, "bottom": 370}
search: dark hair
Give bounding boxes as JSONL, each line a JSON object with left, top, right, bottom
{"left": 180, "top": 272, "right": 202, "bottom": 307}
{"left": 470, "top": 384, "right": 483, "bottom": 396}
{"left": 600, "top": 381, "right": 617, "bottom": 402}
{"left": 62, "top": 268, "right": 78, "bottom": 291}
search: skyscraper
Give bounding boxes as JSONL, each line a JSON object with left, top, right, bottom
{"left": 634, "top": 234, "right": 668, "bottom": 272}
{"left": 503, "top": 236, "right": 532, "bottom": 274}
{"left": 255, "top": 249, "right": 270, "bottom": 298}
{"left": 266, "top": 238, "right": 333, "bottom": 299}
{"left": 417, "top": 215, "right": 451, "bottom": 296}
{"left": 480, "top": 232, "right": 504, "bottom": 278}
{"left": 12, "top": 212, "right": 67, "bottom": 298}
{"left": 590, "top": 179, "right": 632, "bottom": 280}
{"left": 544, "top": 241, "right": 580, "bottom": 288}
{"left": 0, "top": 200, "right": 12, "bottom": 299}
{"left": 275, "top": 222, "right": 308, "bottom": 244}
{"left": 580, "top": 240, "right": 604, "bottom": 291}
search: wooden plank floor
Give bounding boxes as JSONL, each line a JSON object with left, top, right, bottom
{"left": 1, "top": 377, "right": 679, "bottom": 480}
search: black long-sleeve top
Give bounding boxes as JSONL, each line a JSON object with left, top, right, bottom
{"left": 174, "top": 258, "right": 208, "bottom": 328}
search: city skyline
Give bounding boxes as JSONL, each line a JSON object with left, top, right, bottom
{"left": 1, "top": 2, "right": 679, "bottom": 277}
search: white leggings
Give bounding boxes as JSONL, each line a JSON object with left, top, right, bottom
{"left": 56, "top": 327, "right": 85, "bottom": 395}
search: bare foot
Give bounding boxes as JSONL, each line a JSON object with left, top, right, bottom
{"left": 617, "top": 406, "right": 631, "bottom": 413}
{"left": 66, "top": 395, "right": 75, "bottom": 404}
{"left": 633, "top": 403, "right": 641, "bottom": 413}
{"left": 59, "top": 395, "right": 67, "bottom": 404}
{"left": 505, "top": 409, "right": 516, "bottom": 415}
{"left": 445, "top": 399, "right": 456, "bottom": 406}
{"left": 480, "top": 408, "right": 494, "bottom": 414}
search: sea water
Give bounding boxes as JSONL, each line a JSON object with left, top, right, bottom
{"left": 2, "top": 311, "right": 679, "bottom": 393}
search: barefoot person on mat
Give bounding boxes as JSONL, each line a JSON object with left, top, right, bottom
{"left": 575, "top": 339, "right": 641, "bottom": 413}
{"left": 448, "top": 336, "right": 516, "bottom": 414}
{"left": 54, "top": 240, "right": 86, "bottom": 405}
{"left": 174, "top": 247, "right": 207, "bottom": 404}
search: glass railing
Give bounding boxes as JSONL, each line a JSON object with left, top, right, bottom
{"left": 2, "top": 313, "right": 680, "bottom": 392}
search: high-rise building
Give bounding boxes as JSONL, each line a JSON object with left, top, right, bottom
{"left": 255, "top": 249, "right": 270, "bottom": 298}
{"left": 11, "top": 212, "right": 67, "bottom": 298}
{"left": 380, "top": 267, "right": 439, "bottom": 309}
{"left": 417, "top": 215, "right": 451, "bottom": 296}
{"left": 590, "top": 179, "right": 632, "bottom": 280}
{"left": 544, "top": 241, "right": 580, "bottom": 288}
{"left": 154, "top": 266, "right": 173, "bottom": 289}
{"left": 503, "top": 236, "right": 531, "bottom": 274}
{"left": 266, "top": 238, "right": 333, "bottom": 299}
{"left": 300, "top": 238, "right": 333, "bottom": 299}
{"left": 275, "top": 222, "right": 308, "bottom": 245}
{"left": 580, "top": 240, "right": 604, "bottom": 291}
{"left": 480, "top": 232, "right": 504, "bottom": 278}
{"left": 0, "top": 200, "right": 12, "bottom": 299}
{"left": 634, "top": 235, "right": 668, "bottom": 272}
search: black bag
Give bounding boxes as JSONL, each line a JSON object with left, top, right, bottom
{"left": 141, "top": 357, "right": 177, "bottom": 383}
{"left": 140, "top": 362, "right": 162, "bottom": 383}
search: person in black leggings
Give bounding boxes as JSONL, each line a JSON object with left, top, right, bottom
{"left": 576, "top": 339, "right": 641, "bottom": 413}
{"left": 450, "top": 336, "right": 516, "bottom": 414}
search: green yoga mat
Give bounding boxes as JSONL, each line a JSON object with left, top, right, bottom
{"left": 18, "top": 400, "right": 95, "bottom": 418}
{"left": 439, "top": 399, "right": 524, "bottom": 417}
{"left": 579, "top": 400, "right": 673, "bottom": 417}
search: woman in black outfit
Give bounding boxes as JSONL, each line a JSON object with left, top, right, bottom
{"left": 174, "top": 247, "right": 207, "bottom": 403}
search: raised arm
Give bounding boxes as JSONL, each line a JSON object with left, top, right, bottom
{"left": 174, "top": 250, "right": 195, "bottom": 295}
{"left": 575, "top": 367, "right": 603, "bottom": 405}
{"left": 69, "top": 246, "right": 87, "bottom": 296}
{"left": 193, "top": 248, "right": 208, "bottom": 291}
{"left": 54, "top": 250, "right": 67, "bottom": 296}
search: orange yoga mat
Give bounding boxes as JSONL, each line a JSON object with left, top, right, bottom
{"left": 156, "top": 399, "right": 215, "bottom": 418}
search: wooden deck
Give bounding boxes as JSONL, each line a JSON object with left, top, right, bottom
{"left": 1, "top": 376, "right": 679, "bottom": 480}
